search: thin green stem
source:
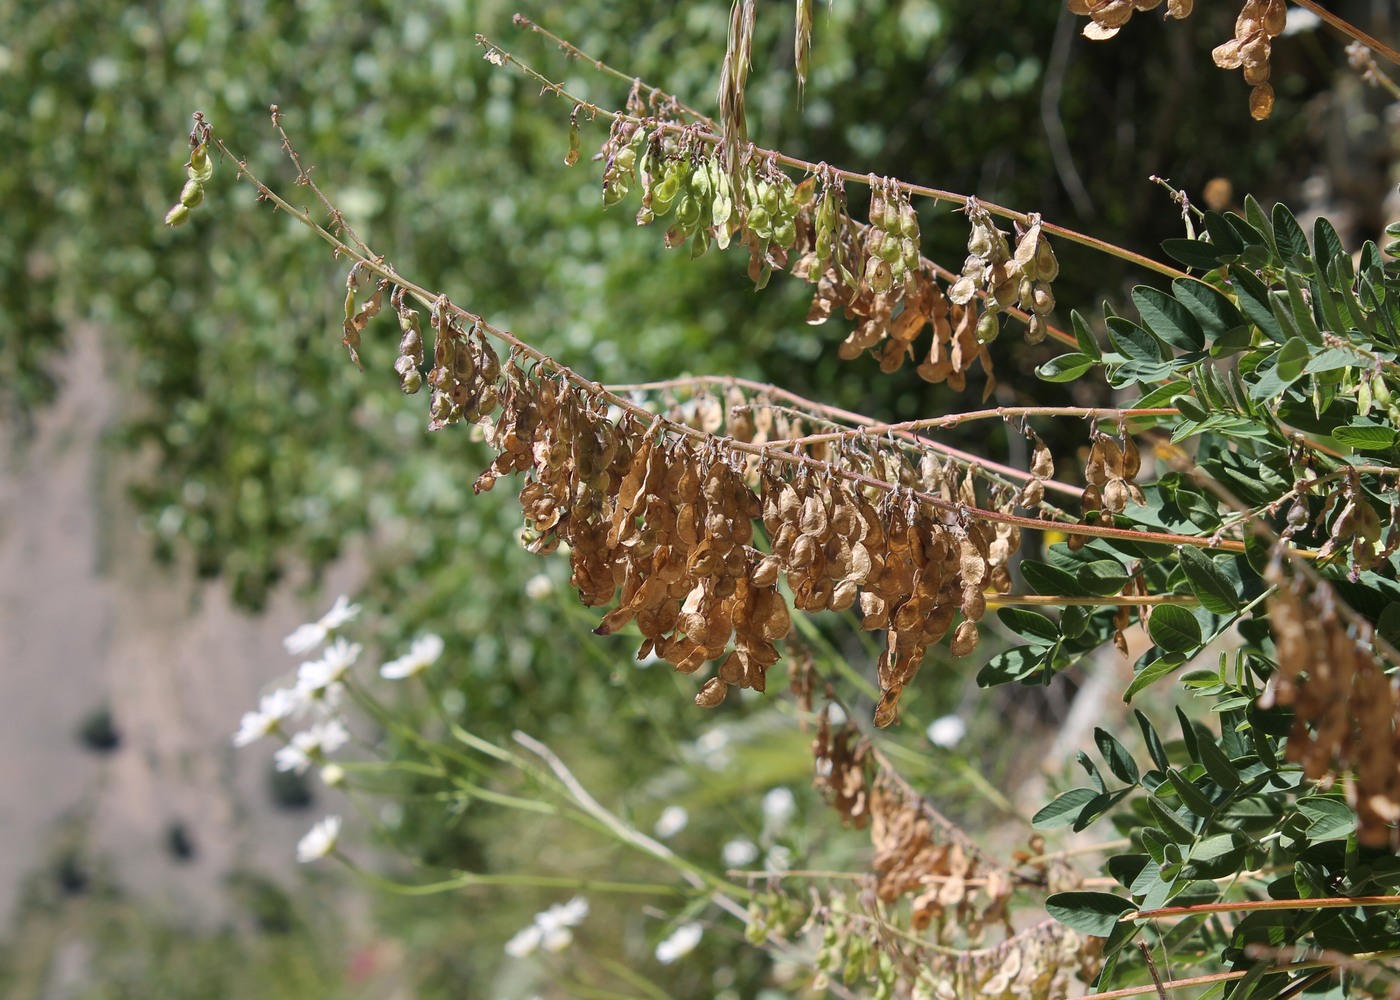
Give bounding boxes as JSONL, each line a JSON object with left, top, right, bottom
{"left": 335, "top": 854, "right": 685, "bottom": 898}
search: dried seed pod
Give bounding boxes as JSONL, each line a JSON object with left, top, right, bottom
{"left": 951, "top": 619, "right": 978, "bottom": 656}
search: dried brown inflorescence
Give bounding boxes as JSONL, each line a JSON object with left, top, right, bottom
{"left": 1068, "top": 0, "right": 1288, "bottom": 120}
{"left": 869, "top": 772, "right": 1012, "bottom": 936}
{"left": 1263, "top": 567, "right": 1400, "bottom": 848}
{"left": 1211, "top": 0, "right": 1287, "bottom": 120}
{"left": 814, "top": 892, "right": 1103, "bottom": 1000}
{"left": 597, "top": 120, "right": 1056, "bottom": 393}
{"left": 448, "top": 332, "right": 1018, "bottom": 724}
{"left": 1067, "top": 0, "right": 1193, "bottom": 41}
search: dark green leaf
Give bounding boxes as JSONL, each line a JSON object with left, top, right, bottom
{"left": 1107, "top": 854, "right": 1150, "bottom": 889}
{"left": 1273, "top": 202, "right": 1311, "bottom": 267}
{"left": 1203, "top": 212, "right": 1245, "bottom": 255}
{"left": 1166, "top": 767, "right": 1216, "bottom": 819}
{"left": 1146, "top": 794, "right": 1197, "bottom": 843}
{"left": 1230, "top": 264, "right": 1285, "bottom": 343}
{"left": 1095, "top": 727, "right": 1140, "bottom": 785}
{"left": 1045, "top": 891, "right": 1136, "bottom": 937}
{"left": 1020, "top": 560, "right": 1085, "bottom": 598}
{"left": 1076, "top": 560, "right": 1131, "bottom": 596}
{"left": 1177, "top": 546, "right": 1240, "bottom": 614}
{"left": 1172, "top": 277, "right": 1248, "bottom": 342}
{"left": 1243, "top": 194, "right": 1277, "bottom": 261}
{"left": 996, "top": 607, "right": 1059, "bottom": 645}
{"left": 1136, "top": 709, "right": 1171, "bottom": 772}
{"left": 1314, "top": 216, "right": 1349, "bottom": 280}
{"left": 1036, "top": 352, "right": 1098, "bottom": 382}
{"left": 1297, "top": 797, "right": 1355, "bottom": 842}
{"left": 1333, "top": 424, "right": 1398, "bottom": 451}
{"left": 1147, "top": 604, "right": 1202, "bottom": 653}
{"left": 1196, "top": 736, "right": 1242, "bottom": 791}
{"left": 1106, "top": 316, "right": 1168, "bottom": 364}
{"left": 1162, "top": 238, "right": 1236, "bottom": 271}
{"left": 1032, "top": 787, "right": 1101, "bottom": 828}
{"left": 976, "top": 646, "right": 1045, "bottom": 687}
{"left": 1124, "top": 654, "right": 1186, "bottom": 702}
{"left": 1275, "top": 337, "right": 1311, "bottom": 382}
{"left": 1071, "top": 309, "right": 1101, "bottom": 359}
{"left": 1133, "top": 285, "right": 1204, "bottom": 351}
{"left": 1077, "top": 750, "right": 1106, "bottom": 793}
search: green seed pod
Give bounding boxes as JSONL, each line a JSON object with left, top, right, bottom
{"left": 901, "top": 237, "right": 919, "bottom": 269}
{"left": 773, "top": 218, "right": 796, "bottom": 249}
{"left": 164, "top": 203, "right": 190, "bottom": 227}
{"left": 967, "top": 225, "right": 993, "bottom": 258}
{"left": 689, "top": 159, "right": 712, "bottom": 197}
{"left": 603, "top": 178, "right": 629, "bottom": 206}
{"left": 899, "top": 200, "right": 919, "bottom": 239}
{"left": 564, "top": 121, "right": 581, "bottom": 166}
{"left": 815, "top": 227, "right": 834, "bottom": 260}
{"left": 761, "top": 181, "right": 780, "bottom": 216}
{"left": 869, "top": 191, "right": 888, "bottom": 230}
{"left": 977, "top": 310, "right": 1000, "bottom": 343}
{"left": 401, "top": 368, "right": 423, "bottom": 395}
{"left": 655, "top": 169, "right": 681, "bottom": 202}
{"left": 1358, "top": 374, "right": 1374, "bottom": 417}
{"left": 1373, "top": 372, "right": 1392, "bottom": 407}
{"left": 879, "top": 231, "right": 901, "bottom": 263}
{"left": 676, "top": 194, "right": 701, "bottom": 228}
{"left": 748, "top": 205, "right": 772, "bottom": 235}
{"left": 614, "top": 146, "right": 636, "bottom": 172}
{"left": 179, "top": 179, "right": 204, "bottom": 208}
{"left": 188, "top": 144, "right": 213, "bottom": 184}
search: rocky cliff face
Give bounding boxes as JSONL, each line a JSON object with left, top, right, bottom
{"left": 0, "top": 324, "right": 357, "bottom": 933}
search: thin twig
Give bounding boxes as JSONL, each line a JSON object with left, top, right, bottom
{"left": 1293, "top": 0, "right": 1400, "bottom": 67}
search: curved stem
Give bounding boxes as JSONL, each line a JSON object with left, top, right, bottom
{"left": 474, "top": 33, "right": 1188, "bottom": 283}
{"left": 219, "top": 131, "right": 1257, "bottom": 555}
{"left": 1292, "top": 0, "right": 1400, "bottom": 66}
{"left": 336, "top": 853, "right": 685, "bottom": 897}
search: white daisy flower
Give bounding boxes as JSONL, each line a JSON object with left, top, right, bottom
{"left": 762, "top": 787, "right": 797, "bottom": 829}
{"left": 297, "top": 637, "right": 363, "bottom": 694}
{"left": 653, "top": 805, "right": 689, "bottom": 839}
{"left": 722, "top": 838, "right": 759, "bottom": 867}
{"left": 655, "top": 922, "right": 703, "bottom": 964}
{"left": 926, "top": 714, "right": 967, "bottom": 749}
{"left": 296, "top": 814, "right": 341, "bottom": 862}
{"left": 503, "top": 897, "right": 588, "bottom": 958}
{"left": 283, "top": 595, "right": 362, "bottom": 655}
{"left": 504, "top": 923, "right": 542, "bottom": 958}
{"left": 537, "top": 896, "right": 589, "bottom": 931}
{"left": 379, "top": 633, "right": 445, "bottom": 680}
{"left": 274, "top": 719, "right": 350, "bottom": 774}
{"left": 232, "top": 687, "right": 299, "bottom": 747}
